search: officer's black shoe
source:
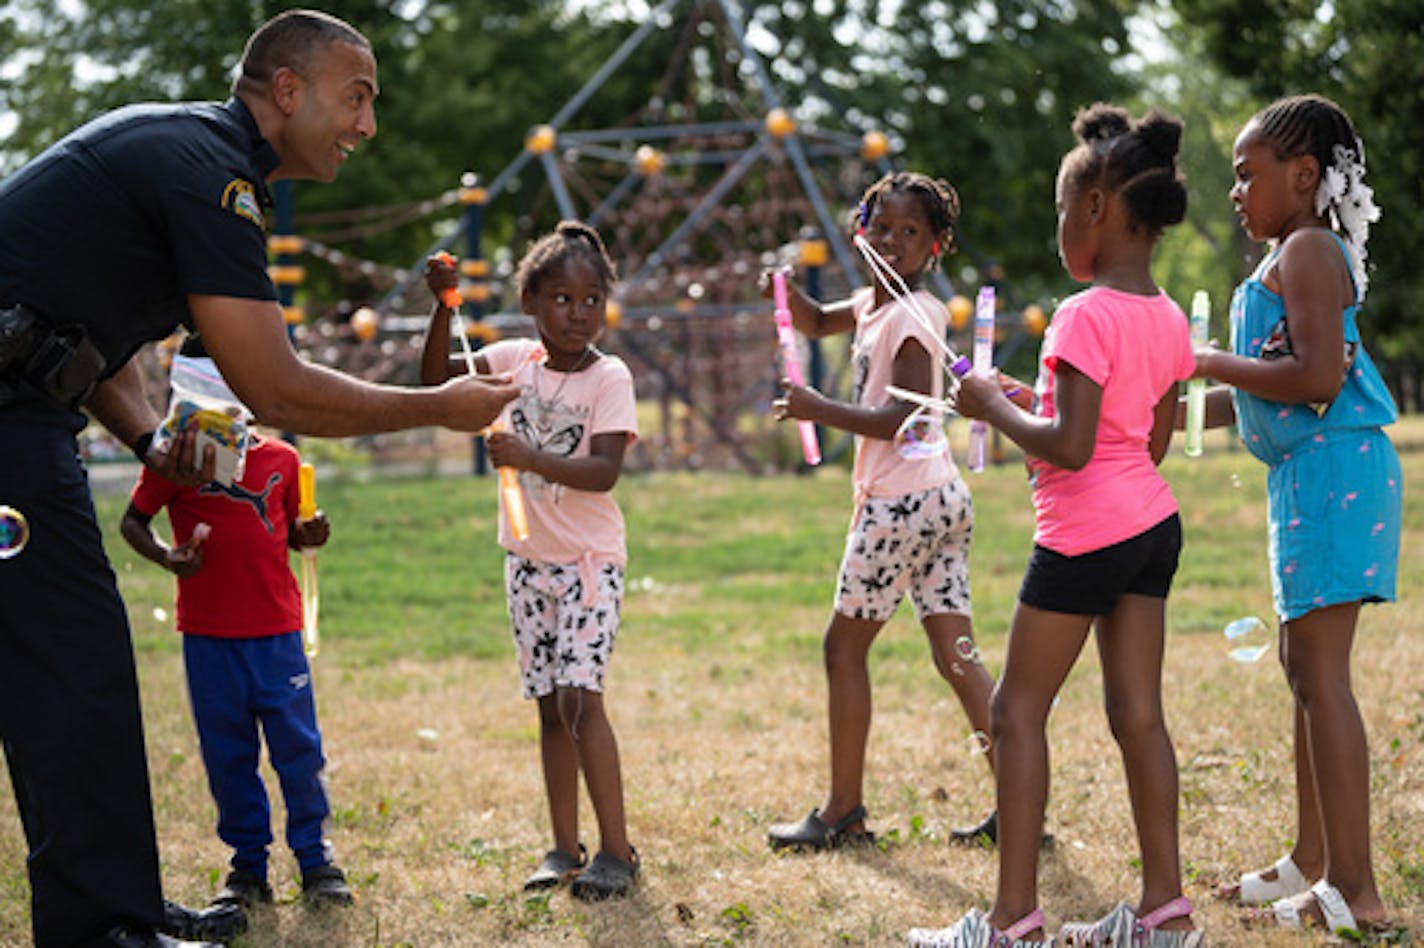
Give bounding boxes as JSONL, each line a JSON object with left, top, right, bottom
{"left": 160, "top": 899, "right": 247, "bottom": 942}
{"left": 105, "top": 922, "right": 220, "bottom": 947}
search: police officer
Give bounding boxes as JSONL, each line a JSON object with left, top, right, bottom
{"left": 0, "top": 10, "right": 516, "bottom": 947}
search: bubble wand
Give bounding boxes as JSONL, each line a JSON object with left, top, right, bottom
{"left": 297, "top": 462, "right": 320, "bottom": 658}
{"left": 1184, "top": 290, "right": 1209, "bottom": 457}
{"left": 434, "top": 251, "right": 530, "bottom": 540}
{"left": 771, "top": 270, "right": 821, "bottom": 466}
{"left": 966, "top": 286, "right": 995, "bottom": 472}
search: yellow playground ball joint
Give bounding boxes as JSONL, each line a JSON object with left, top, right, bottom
{"left": 765, "top": 108, "right": 796, "bottom": 138}
{"left": 635, "top": 145, "right": 665, "bottom": 177}
{"left": 860, "top": 130, "right": 891, "bottom": 161}
{"left": 525, "top": 124, "right": 557, "bottom": 155}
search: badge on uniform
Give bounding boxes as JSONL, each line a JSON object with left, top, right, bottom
{"left": 221, "top": 178, "right": 264, "bottom": 228}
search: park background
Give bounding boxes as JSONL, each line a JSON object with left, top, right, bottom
{"left": 2, "top": 0, "right": 1422, "bottom": 944}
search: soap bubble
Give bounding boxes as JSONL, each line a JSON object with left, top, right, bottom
{"left": 1224, "top": 616, "right": 1271, "bottom": 663}
{"left": 895, "top": 408, "right": 947, "bottom": 460}
{"left": 0, "top": 506, "right": 29, "bottom": 559}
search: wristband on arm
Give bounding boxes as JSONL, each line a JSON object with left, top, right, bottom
{"left": 131, "top": 430, "right": 155, "bottom": 464}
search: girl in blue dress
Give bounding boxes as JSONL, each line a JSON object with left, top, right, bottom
{"left": 1193, "top": 93, "right": 1399, "bottom": 938}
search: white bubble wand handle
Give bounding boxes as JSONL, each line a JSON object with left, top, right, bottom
{"left": 967, "top": 286, "right": 995, "bottom": 473}
{"left": 772, "top": 271, "right": 822, "bottom": 466}
{"left": 1184, "top": 290, "right": 1209, "bottom": 457}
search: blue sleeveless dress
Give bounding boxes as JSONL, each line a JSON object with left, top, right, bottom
{"left": 1229, "top": 233, "right": 1401, "bottom": 620}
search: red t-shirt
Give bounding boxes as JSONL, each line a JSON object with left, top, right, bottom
{"left": 129, "top": 435, "right": 302, "bottom": 637}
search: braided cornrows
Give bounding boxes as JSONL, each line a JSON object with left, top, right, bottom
{"left": 856, "top": 171, "right": 962, "bottom": 262}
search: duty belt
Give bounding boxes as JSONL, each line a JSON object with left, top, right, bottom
{"left": 0, "top": 303, "right": 106, "bottom": 407}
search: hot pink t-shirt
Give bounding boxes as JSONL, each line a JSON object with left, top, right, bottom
{"left": 850, "top": 287, "right": 959, "bottom": 502}
{"left": 1027, "top": 286, "right": 1194, "bottom": 555}
{"left": 484, "top": 339, "right": 638, "bottom": 566}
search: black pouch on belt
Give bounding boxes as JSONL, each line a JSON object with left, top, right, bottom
{"left": 0, "top": 303, "right": 106, "bottom": 406}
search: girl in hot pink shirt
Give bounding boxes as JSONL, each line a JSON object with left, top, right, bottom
{"left": 909, "top": 106, "right": 1199, "bottom": 947}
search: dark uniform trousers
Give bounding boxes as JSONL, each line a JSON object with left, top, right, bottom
{"left": 1, "top": 418, "right": 165, "bottom": 946}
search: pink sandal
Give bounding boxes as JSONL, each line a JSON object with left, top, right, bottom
{"left": 907, "top": 906, "right": 1051, "bottom": 947}
{"left": 1060, "top": 895, "right": 1201, "bottom": 946}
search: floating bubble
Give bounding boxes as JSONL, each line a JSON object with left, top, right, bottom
{"left": 954, "top": 635, "right": 981, "bottom": 664}
{"left": 1229, "top": 644, "right": 1271, "bottom": 663}
{"left": 895, "top": 408, "right": 947, "bottom": 460}
{"left": 153, "top": 607, "right": 168, "bottom": 623}
{"left": 967, "top": 730, "right": 991, "bottom": 755}
{"left": 0, "top": 506, "right": 30, "bottom": 559}
{"left": 1224, "top": 616, "right": 1271, "bottom": 663}
{"left": 1223, "top": 616, "right": 1265, "bottom": 639}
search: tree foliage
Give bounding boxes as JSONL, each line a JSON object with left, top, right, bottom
{"left": 18, "top": 0, "right": 1414, "bottom": 396}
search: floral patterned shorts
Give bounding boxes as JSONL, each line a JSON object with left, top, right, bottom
{"left": 506, "top": 555, "right": 623, "bottom": 699}
{"left": 834, "top": 480, "right": 973, "bottom": 622}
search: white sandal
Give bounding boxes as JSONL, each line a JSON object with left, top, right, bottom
{"left": 1236, "top": 854, "right": 1309, "bottom": 904}
{"left": 1272, "top": 880, "right": 1358, "bottom": 935}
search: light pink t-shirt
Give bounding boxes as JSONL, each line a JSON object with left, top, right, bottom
{"left": 1028, "top": 286, "right": 1194, "bottom": 555}
{"left": 850, "top": 287, "right": 959, "bottom": 503}
{"left": 484, "top": 339, "right": 638, "bottom": 566}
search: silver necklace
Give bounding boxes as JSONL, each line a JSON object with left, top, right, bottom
{"left": 533, "top": 348, "right": 597, "bottom": 432}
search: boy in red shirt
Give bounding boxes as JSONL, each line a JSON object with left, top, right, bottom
{"left": 121, "top": 337, "right": 352, "bottom": 912}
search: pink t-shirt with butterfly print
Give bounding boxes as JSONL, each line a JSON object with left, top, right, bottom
{"left": 849, "top": 286, "right": 959, "bottom": 506}
{"left": 483, "top": 338, "right": 639, "bottom": 566}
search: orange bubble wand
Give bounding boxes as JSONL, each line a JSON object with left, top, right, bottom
{"left": 297, "top": 462, "right": 320, "bottom": 657}
{"left": 434, "top": 251, "right": 479, "bottom": 375}
{"left": 486, "top": 421, "right": 530, "bottom": 540}
{"left": 434, "top": 252, "right": 531, "bottom": 541}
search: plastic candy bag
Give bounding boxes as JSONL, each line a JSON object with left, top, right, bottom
{"left": 152, "top": 354, "right": 249, "bottom": 485}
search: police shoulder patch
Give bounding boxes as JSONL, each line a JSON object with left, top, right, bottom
{"left": 221, "top": 178, "right": 264, "bottom": 228}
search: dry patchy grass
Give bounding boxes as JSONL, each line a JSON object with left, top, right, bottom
{"left": 2, "top": 421, "right": 1423, "bottom": 946}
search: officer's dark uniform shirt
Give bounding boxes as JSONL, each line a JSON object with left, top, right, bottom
{"left": 0, "top": 97, "right": 279, "bottom": 417}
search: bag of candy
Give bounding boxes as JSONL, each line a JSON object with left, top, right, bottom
{"left": 152, "top": 354, "right": 250, "bottom": 485}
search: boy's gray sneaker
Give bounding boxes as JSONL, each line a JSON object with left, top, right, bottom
{"left": 211, "top": 868, "right": 274, "bottom": 909}
{"left": 301, "top": 863, "right": 354, "bottom": 907}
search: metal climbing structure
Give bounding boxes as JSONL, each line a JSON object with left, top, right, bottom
{"left": 364, "top": 0, "right": 917, "bottom": 472}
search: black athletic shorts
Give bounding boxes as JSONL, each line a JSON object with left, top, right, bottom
{"left": 1018, "top": 513, "right": 1181, "bottom": 616}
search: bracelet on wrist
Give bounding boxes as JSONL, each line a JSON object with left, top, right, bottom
{"left": 131, "top": 430, "right": 155, "bottom": 464}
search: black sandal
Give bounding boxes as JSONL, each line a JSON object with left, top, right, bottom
{"left": 767, "top": 805, "right": 875, "bottom": 851}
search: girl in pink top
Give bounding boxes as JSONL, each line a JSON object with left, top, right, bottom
{"left": 421, "top": 222, "right": 640, "bottom": 901}
{"left": 763, "top": 171, "right": 998, "bottom": 851}
{"left": 909, "top": 106, "right": 1199, "bottom": 947}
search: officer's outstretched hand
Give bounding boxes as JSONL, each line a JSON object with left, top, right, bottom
{"left": 438, "top": 375, "right": 519, "bottom": 433}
